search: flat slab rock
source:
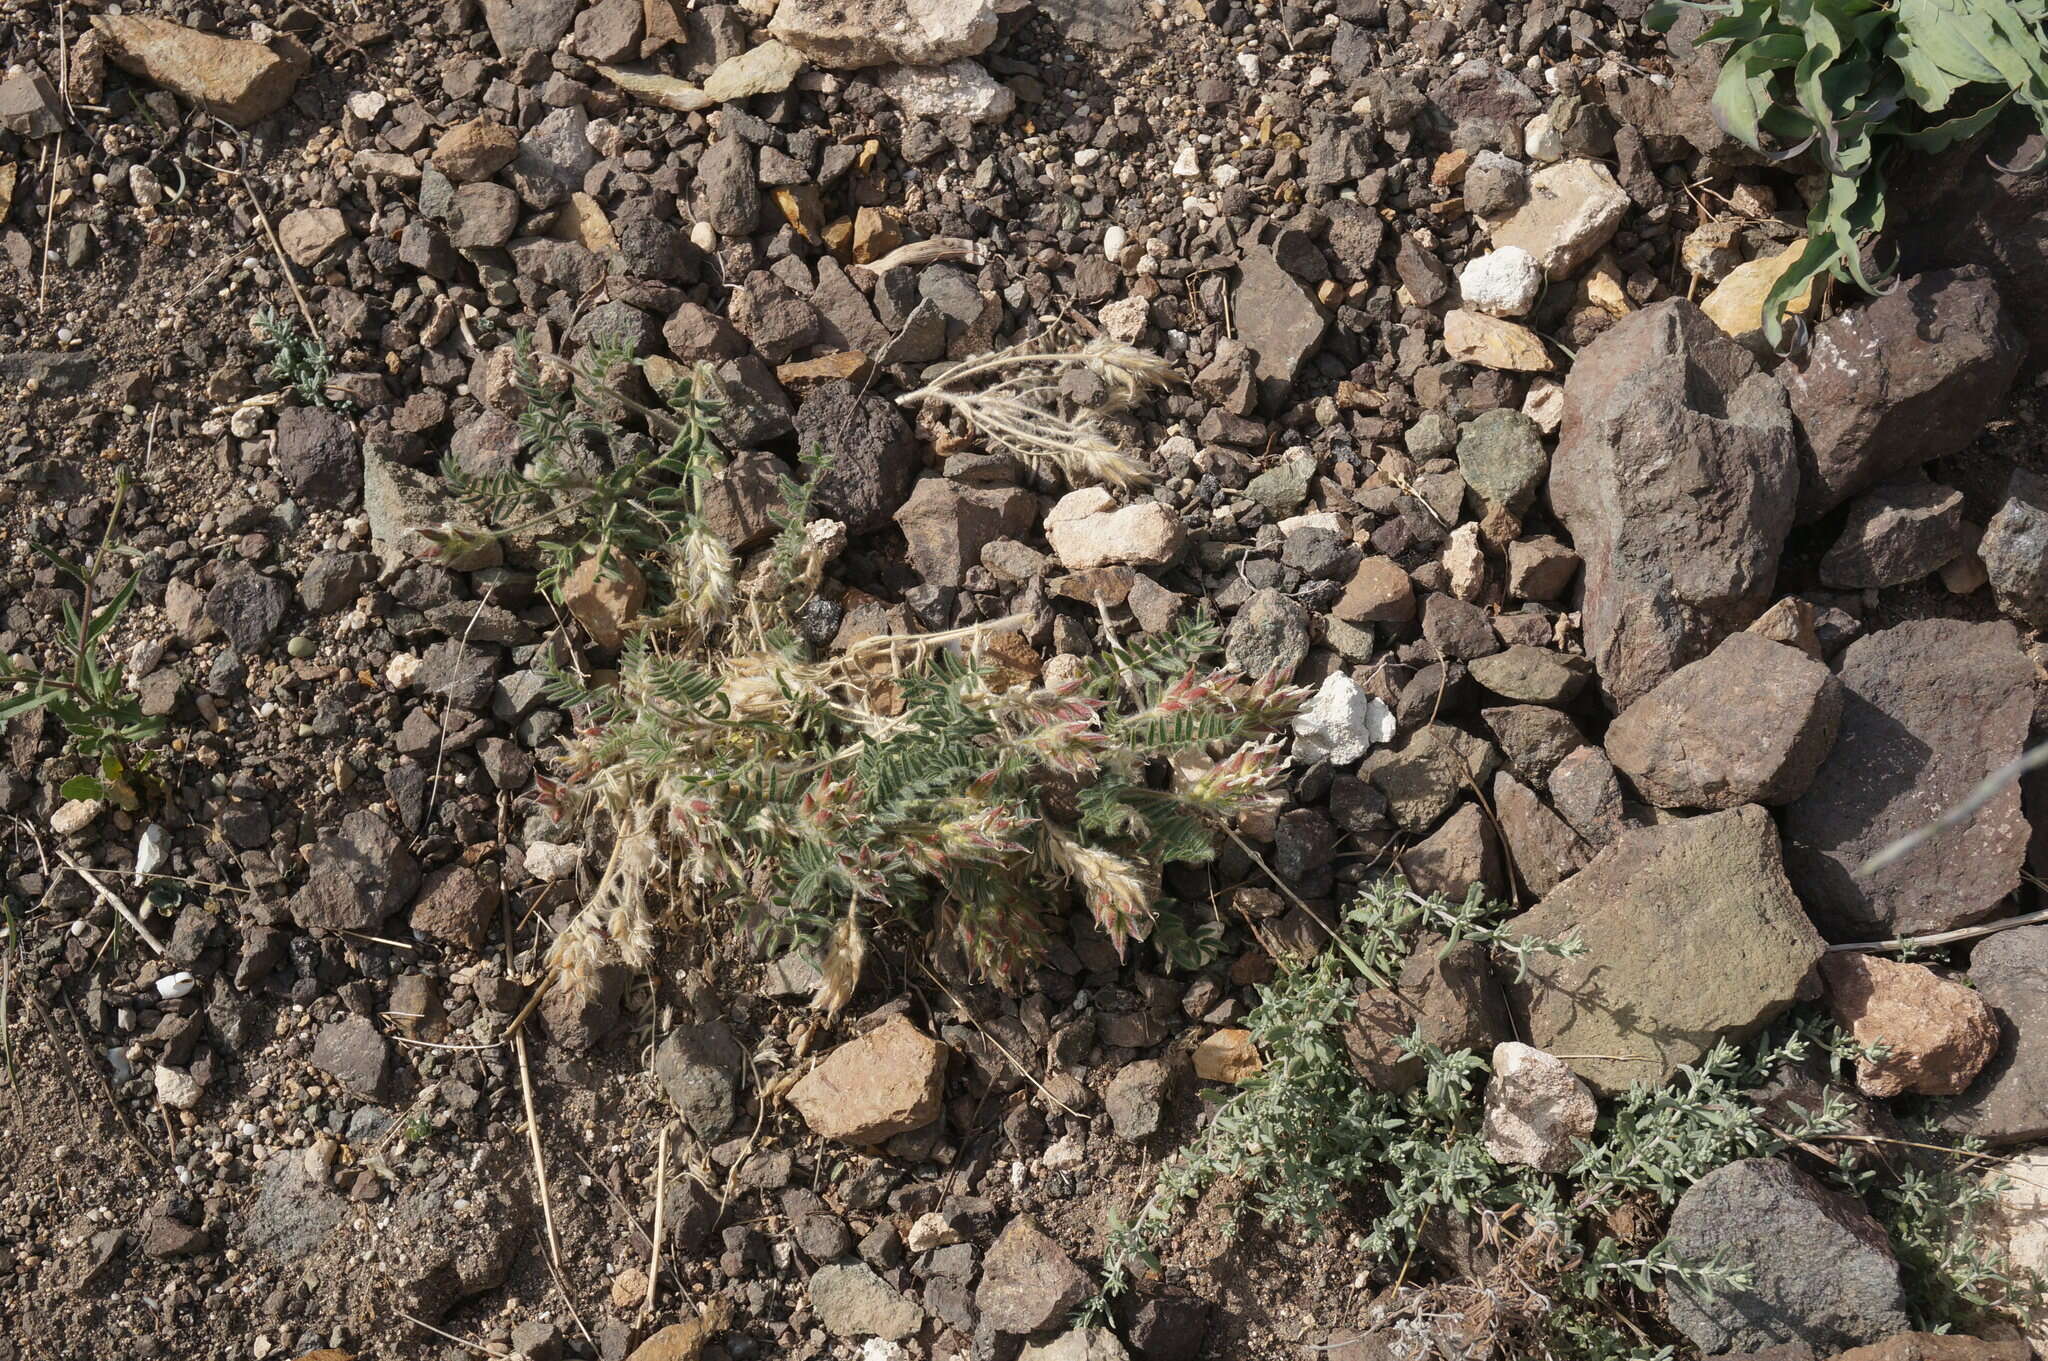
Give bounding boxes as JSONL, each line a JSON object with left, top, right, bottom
{"left": 1782, "top": 618, "right": 2033, "bottom": 940}
{"left": 787, "top": 1014, "right": 946, "bottom": 1145}
{"left": 1503, "top": 804, "right": 1825, "bottom": 1094}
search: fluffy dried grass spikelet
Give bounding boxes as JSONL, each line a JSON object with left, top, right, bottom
{"left": 812, "top": 909, "right": 867, "bottom": 1019}
{"left": 546, "top": 821, "right": 660, "bottom": 1003}
{"left": 1046, "top": 828, "right": 1156, "bottom": 957}
{"left": 894, "top": 334, "right": 1172, "bottom": 492}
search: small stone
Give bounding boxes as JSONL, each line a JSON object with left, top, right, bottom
{"left": 1700, "top": 239, "right": 1820, "bottom": 340}
{"left": 1020, "top": 1329, "right": 1131, "bottom": 1361}
{"left": 1482, "top": 1042, "right": 1597, "bottom": 1172}
{"left": 1444, "top": 310, "right": 1554, "bottom": 372}
{"left": 1457, "top": 408, "right": 1548, "bottom": 515}
{"left": 809, "top": 1263, "right": 924, "bottom": 1341}
{"left": 1105, "top": 1059, "right": 1169, "bottom": 1140}
{"left": 1486, "top": 158, "right": 1630, "bottom": 280}
{"left": 653, "top": 1022, "right": 746, "bottom": 1140}
{"left": 1043, "top": 488, "right": 1185, "bottom": 570}
{"left": 1467, "top": 646, "right": 1591, "bottom": 706}
{"left": 154, "top": 1064, "right": 204, "bottom": 1110}
{"left": 432, "top": 119, "right": 519, "bottom": 182}
{"left": 1457, "top": 246, "right": 1544, "bottom": 317}
{"left": 310, "top": 1016, "right": 393, "bottom": 1101}
{"left": 562, "top": 554, "right": 645, "bottom": 650}
{"left": 1334, "top": 556, "right": 1415, "bottom": 624}
{"left": 277, "top": 208, "right": 349, "bottom": 267}
{"left": 877, "top": 60, "right": 1015, "bottom": 125}
{"left": 1506, "top": 536, "right": 1579, "bottom": 601}
{"left": 1193, "top": 1029, "right": 1261, "bottom": 1083}
{"left": 768, "top": 0, "right": 999, "bottom": 68}
{"left": 1235, "top": 246, "right": 1328, "bottom": 384}
{"left": 976, "top": 1217, "right": 1091, "bottom": 1334}
{"left": 1981, "top": 470, "right": 2048, "bottom": 627}
{"left": 788, "top": 1016, "right": 946, "bottom": 1145}
{"left": 1662, "top": 1158, "right": 1908, "bottom": 1356}
{"left": 1820, "top": 481, "right": 1967, "bottom": 588}
{"left": 1224, "top": 588, "right": 1310, "bottom": 680}
{"left": 1604, "top": 631, "right": 1842, "bottom": 810}
{"left": 1821, "top": 953, "right": 1999, "bottom": 1098}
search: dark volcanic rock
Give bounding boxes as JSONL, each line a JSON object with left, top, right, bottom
{"left": 1782, "top": 619, "right": 2033, "bottom": 941}
{"left": 1941, "top": 924, "right": 2048, "bottom": 1145}
{"left": 1781, "top": 268, "right": 2023, "bottom": 521}
{"left": 1550, "top": 300, "right": 1797, "bottom": 708}
{"left": 291, "top": 810, "right": 420, "bottom": 932}
{"left": 794, "top": 381, "right": 920, "bottom": 534}
{"left": 1664, "top": 1159, "right": 1908, "bottom": 1356}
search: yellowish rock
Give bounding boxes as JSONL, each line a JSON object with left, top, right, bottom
{"left": 1193, "top": 1028, "right": 1262, "bottom": 1084}
{"left": 773, "top": 185, "right": 825, "bottom": 243}
{"left": 1701, "top": 240, "right": 1820, "bottom": 339}
{"left": 1444, "top": 309, "right": 1554, "bottom": 373}
{"left": 702, "top": 41, "right": 804, "bottom": 102}
{"left": 552, "top": 192, "right": 617, "bottom": 253}
{"left": 852, "top": 205, "right": 904, "bottom": 264}
{"left": 564, "top": 553, "right": 646, "bottom": 650}
{"left": 92, "top": 15, "right": 305, "bottom": 126}
{"left": 1583, "top": 255, "right": 1632, "bottom": 318}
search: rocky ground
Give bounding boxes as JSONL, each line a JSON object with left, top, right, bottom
{"left": 5, "top": 0, "right": 2048, "bottom": 1358}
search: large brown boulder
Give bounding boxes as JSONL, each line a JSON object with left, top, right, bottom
{"left": 1550, "top": 300, "right": 1798, "bottom": 708}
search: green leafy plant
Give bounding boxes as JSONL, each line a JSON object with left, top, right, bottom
{"left": 433, "top": 333, "right": 727, "bottom": 605}
{"left": 0, "top": 472, "right": 163, "bottom": 808}
{"left": 1091, "top": 876, "right": 2036, "bottom": 1356}
{"left": 255, "top": 305, "right": 339, "bottom": 409}
{"left": 1648, "top": 0, "right": 2048, "bottom": 340}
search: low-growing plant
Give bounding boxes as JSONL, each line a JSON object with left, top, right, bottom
{"left": 255, "top": 305, "right": 339, "bottom": 409}
{"left": 0, "top": 472, "right": 162, "bottom": 808}
{"left": 1648, "top": 0, "right": 2048, "bottom": 340}
{"left": 433, "top": 333, "right": 728, "bottom": 605}
{"left": 1091, "top": 875, "right": 2039, "bottom": 1356}
{"left": 460, "top": 333, "right": 1285, "bottom": 1001}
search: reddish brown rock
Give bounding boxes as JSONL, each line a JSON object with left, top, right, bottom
{"left": 788, "top": 1015, "right": 947, "bottom": 1145}
{"left": 1821, "top": 953, "right": 2000, "bottom": 1098}
{"left": 1605, "top": 632, "right": 1842, "bottom": 810}
{"left": 1397, "top": 803, "right": 1506, "bottom": 902}
{"left": 1492, "top": 771, "right": 1590, "bottom": 895}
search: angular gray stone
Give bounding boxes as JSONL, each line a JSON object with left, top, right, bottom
{"left": 653, "top": 1021, "right": 746, "bottom": 1141}
{"left": 274, "top": 406, "right": 359, "bottom": 508}
{"left": 1492, "top": 771, "right": 1590, "bottom": 896}
{"left": 290, "top": 810, "right": 420, "bottom": 932}
{"left": 1604, "top": 631, "right": 1842, "bottom": 810}
{"left": 1782, "top": 619, "right": 2033, "bottom": 940}
{"left": 976, "top": 1217, "right": 1091, "bottom": 1334}
{"left": 795, "top": 381, "right": 920, "bottom": 534}
{"left": 1981, "top": 469, "right": 2048, "bottom": 628}
{"left": 1105, "top": 1059, "right": 1170, "bottom": 1140}
{"left": 695, "top": 135, "right": 759, "bottom": 238}
{"left": 311, "top": 1017, "right": 393, "bottom": 1102}
{"left": 1782, "top": 268, "right": 2024, "bottom": 522}
{"left": 1482, "top": 705, "right": 1586, "bottom": 785}
{"left": 1503, "top": 805, "right": 1825, "bottom": 1094}
{"left": 205, "top": 566, "right": 289, "bottom": 655}
{"left": 893, "top": 478, "right": 1035, "bottom": 590}
{"left": 1397, "top": 801, "right": 1505, "bottom": 901}
{"left": 1819, "top": 481, "right": 1967, "bottom": 589}
{"left": 1234, "top": 246, "right": 1327, "bottom": 386}
{"left": 1662, "top": 1159, "right": 1908, "bottom": 1355}
{"left": 809, "top": 1262, "right": 924, "bottom": 1340}
{"left": 1224, "top": 588, "right": 1311, "bottom": 680}
{"left": 481, "top": 0, "right": 578, "bottom": 57}
{"left": 1551, "top": 300, "right": 1798, "bottom": 708}
{"left": 1940, "top": 924, "right": 2048, "bottom": 1145}
{"left": 1467, "top": 646, "right": 1591, "bottom": 706}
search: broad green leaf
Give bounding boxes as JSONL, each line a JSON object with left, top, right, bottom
{"left": 60, "top": 775, "right": 105, "bottom": 801}
{"left": 0, "top": 687, "right": 60, "bottom": 722}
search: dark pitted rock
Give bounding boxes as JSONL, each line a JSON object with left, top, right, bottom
{"left": 1819, "top": 482, "right": 1967, "bottom": 588}
{"left": 205, "top": 566, "right": 289, "bottom": 655}
{"left": 1980, "top": 469, "right": 2048, "bottom": 628}
{"left": 274, "top": 406, "right": 359, "bottom": 508}
{"left": 1482, "top": 705, "right": 1586, "bottom": 785}
{"left": 795, "top": 381, "right": 919, "bottom": 534}
{"left": 311, "top": 1017, "right": 393, "bottom": 1102}
{"left": 1940, "top": 924, "right": 2048, "bottom": 1145}
{"left": 976, "top": 1216, "right": 1091, "bottom": 1334}
{"left": 291, "top": 810, "right": 420, "bottom": 932}
{"left": 1605, "top": 632, "right": 1841, "bottom": 810}
{"left": 654, "top": 1021, "right": 747, "bottom": 1141}
{"left": 1663, "top": 1159, "right": 1908, "bottom": 1356}
{"left": 1781, "top": 269, "right": 2023, "bottom": 522}
{"left": 1783, "top": 619, "right": 2032, "bottom": 940}
{"left": 1234, "top": 245, "right": 1328, "bottom": 388}
{"left": 1551, "top": 299, "right": 1797, "bottom": 708}
{"left": 1504, "top": 805, "right": 1824, "bottom": 1094}
{"left": 481, "top": 0, "right": 578, "bottom": 56}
